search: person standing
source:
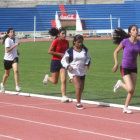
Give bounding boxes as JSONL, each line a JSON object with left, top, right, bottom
{"left": 61, "top": 34, "right": 91, "bottom": 109}
{"left": 43, "top": 27, "right": 70, "bottom": 102}
{"left": 112, "top": 25, "right": 140, "bottom": 114}
{"left": 0, "top": 28, "right": 21, "bottom": 93}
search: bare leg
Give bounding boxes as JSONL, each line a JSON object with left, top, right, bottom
{"left": 60, "top": 68, "right": 67, "bottom": 97}
{"left": 2, "top": 70, "right": 10, "bottom": 85}
{"left": 73, "top": 76, "right": 85, "bottom": 104}
{"left": 12, "top": 63, "right": 19, "bottom": 86}
{"left": 120, "top": 73, "right": 137, "bottom": 108}
{"left": 47, "top": 72, "right": 59, "bottom": 84}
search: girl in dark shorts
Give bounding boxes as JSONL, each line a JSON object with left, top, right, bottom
{"left": 61, "top": 35, "right": 91, "bottom": 109}
{"left": 43, "top": 27, "right": 70, "bottom": 102}
{"left": 112, "top": 25, "right": 140, "bottom": 114}
{"left": 0, "top": 28, "right": 21, "bottom": 93}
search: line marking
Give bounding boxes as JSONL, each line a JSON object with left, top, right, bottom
{"left": 0, "top": 101, "right": 140, "bottom": 125}
{"left": 3, "top": 90, "right": 140, "bottom": 111}
{"left": 0, "top": 134, "right": 22, "bottom": 140}
{"left": 0, "top": 114, "right": 132, "bottom": 140}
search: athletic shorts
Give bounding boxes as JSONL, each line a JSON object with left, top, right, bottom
{"left": 73, "top": 75, "right": 85, "bottom": 80}
{"left": 4, "top": 57, "right": 18, "bottom": 70}
{"left": 50, "top": 60, "right": 64, "bottom": 73}
{"left": 120, "top": 66, "right": 137, "bottom": 77}
{"left": 80, "top": 75, "right": 85, "bottom": 80}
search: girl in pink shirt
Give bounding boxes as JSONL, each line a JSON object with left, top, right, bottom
{"left": 112, "top": 25, "right": 140, "bottom": 114}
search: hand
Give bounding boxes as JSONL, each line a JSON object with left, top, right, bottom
{"left": 68, "top": 66, "right": 73, "bottom": 71}
{"left": 60, "top": 53, "right": 64, "bottom": 58}
{"left": 85, "top": 66, "right": 90, "bottom": 70}
{"left": 112, "top": 64, "right": 118, "bottom": 72}
{"left": 15, "top": 41, "right": 20, "bottom": 46}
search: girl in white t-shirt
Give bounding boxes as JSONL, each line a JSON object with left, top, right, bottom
{"left": 0, "top": 28, "right": 21, "bottom": 93}
{"left": 61, "top": 35, "right": 91, "bottom": 109}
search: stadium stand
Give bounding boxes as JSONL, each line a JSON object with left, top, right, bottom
{"left": 0, "top": 1, "right": 140, "bottom": 33}
{"left": 0, "top": 5, "right": 59, "bottom": 32}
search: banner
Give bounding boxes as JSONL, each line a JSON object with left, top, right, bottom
{"left": 59, "top": 14, "right": 76, "bottom": 20}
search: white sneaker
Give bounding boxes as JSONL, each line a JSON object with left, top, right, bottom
{"left": 61, "top": 96, "right": 69, "bottom": 103}
{"left": 113, "top": 80, "right": 122, "bottom": 93}
{"left": 76, "top": 104, "right": 84, "bottom": 109}
{"left": 0, "top": 83, "right": 5, "bottom": 93}
{"left": 123, "top": 108, "right": 132, "bottom": 114}
{"left": 43, "top": 74, "right": 48, "bottom": 85}
{"left": 16, "top": 86, "right": 21, "bottom": 92}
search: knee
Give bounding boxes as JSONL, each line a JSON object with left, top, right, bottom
{"left": 53, "top": 81, "right": 58, "bottom": 84}
{"left": 52, "top": 80, "right": 58, "bottom": 84}
{"left": 61, "top": 79, "right": 66, "bottom": 85}
{"left": 5, "top": 73, "right": 9, "bottom": 78}
{"left": 14, "top": 70, "right": 19, "bottom": 74}
{"left": 127, "top": 88, "right": 134, "bottom": 94}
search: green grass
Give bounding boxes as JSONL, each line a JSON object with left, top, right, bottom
{"left": 0, "top": 39, "right": 140, "bottom": 106}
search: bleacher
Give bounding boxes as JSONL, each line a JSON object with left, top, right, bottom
{"left": 0, "top": 8, "right": 37, "bottom": 32}
{"left": 0, "top": 5, "right": 59, "bottom": 32}
{"left": 36, "top": 5, "right": 59, "bottom": 31}
{"left": 0, "top": 1, "right": 140, "bottom": 32}
{"left": 65, "top": 3, "right": 137, "bottom": 30}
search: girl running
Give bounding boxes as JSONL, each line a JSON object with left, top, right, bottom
{"left": 112, "top": 25, "right": 140, "bottom": 114}
{"left": 43, "top": 27, "right": 70, "bottom": 102}
{"left": 0, "top": 28, "right": 21, "bottom": 93}
{"left": 61, "top": 35, "right": 91, "bottom": 109}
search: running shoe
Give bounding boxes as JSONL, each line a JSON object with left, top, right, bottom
{"left": 61, "top": 96, "right": 69, "bottom": 103}
{"left": 123, "top": 108, "right": 132, "bottom": 114}
{"left": 0, "top": 83, "right": 5, "bottom": 93}
{"left": 16, "top": 86, "right": 21, "bottom": 92}
{"left": 43, "top": 74, "right": 48, "bottom": 85}
{"left": 76, "top": 104, "right": 84, "bottom": 109}
{"left": 113, "top": 80, "right": 122, "bottom": 93}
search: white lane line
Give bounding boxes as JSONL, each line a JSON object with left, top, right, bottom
{"left": 0, "top": 101, "right": 140, "bottom": 125}
{"left": 0, "top": 114, "right": 132, "bottom": 140}
{"left": 0, "top": 134, "right": 22, "bottom": 140}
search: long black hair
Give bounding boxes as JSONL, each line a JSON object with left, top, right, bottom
{"left": 2, "top": 28, "right": 15, "bottom": 44}
{"left": 48, "top": 27, "right": 66, "bottom": 38}
{"left": 113, "top": 25, "right": 138, "bottom": 44}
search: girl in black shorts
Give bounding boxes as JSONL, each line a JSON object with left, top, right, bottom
{"left": 0, "top": 28, "right": 21, "bottom": 93}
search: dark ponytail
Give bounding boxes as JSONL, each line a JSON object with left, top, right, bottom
{"left": 2, "top": 34, "right": 8, "bottom": 44}
{"left": 113, "top": 27, "right": 129, "bottom": 44}
{"left": 49, "top": 27, "right": 66, "bottom": 38}
{"left": 49, "top": 27, "right": 59, "bottom": 37}
{"left": 2, "top": 28, "right": 14, "bottom": 44}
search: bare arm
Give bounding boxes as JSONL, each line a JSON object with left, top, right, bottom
{"left": 112, "top": 43, "right": 123, "bottom": 72}
{"left": 6, "top": 42, "right": 20, "bottom": 53}
{"left": 85, "top": 66, "right": 90, "bottom": 71}
{"left": 48, "top": 46, "right": 64, "bottom": 58}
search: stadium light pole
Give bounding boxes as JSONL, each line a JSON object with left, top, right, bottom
{"left": 34, "top": 16, "right": 36, "bottom": 42}
{"left": 110, "top": 14, "right": 113, "bottom": 37}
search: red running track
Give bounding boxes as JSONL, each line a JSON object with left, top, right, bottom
{"left": 0, "top": 93, "right": 140, "bottom": 140}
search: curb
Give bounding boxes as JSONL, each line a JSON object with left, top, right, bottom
{"left": 4, "top": 90, "right": 140, "bottom": 111}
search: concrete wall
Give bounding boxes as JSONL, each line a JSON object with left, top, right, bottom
{"left": 0, "top": 0, "right": 124, "bottom": 8}
{"left": 70, "top": 0, "right": 124, "bottom": 4}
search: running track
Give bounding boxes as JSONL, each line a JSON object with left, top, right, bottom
{"left": 0, "top": 93, "right": 140, "bottom": 140}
